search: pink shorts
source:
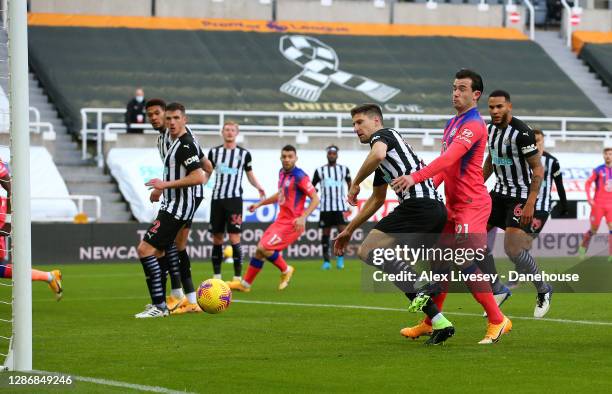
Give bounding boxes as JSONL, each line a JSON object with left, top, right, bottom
{"left": 260, "top": 221, "right": 303, "bottom": 251}
{"left": 590, "top": 204, "right": 612, "bottom": 227}
{"left": 440, "top": 203, "right": 491, "bottom": 248}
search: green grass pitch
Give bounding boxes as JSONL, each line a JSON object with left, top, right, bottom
{"left": 1, "top": 259, "right": 611, "bottom": 393}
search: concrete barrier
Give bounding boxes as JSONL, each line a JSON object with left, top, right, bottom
{"left": 156, "top": 0, "right": 272, "bottom": 20}
{"left": 277, "top": 0, "right": 390, "bottom": 23}
{"left": 30, "top": 0, "right": 152, "bottom": 17}
{"left": 394, "top": 3, "right": 504, "bottom": 27}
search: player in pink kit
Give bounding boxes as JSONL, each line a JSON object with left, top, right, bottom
{"left": 579, "top": 148, "right": 612, "bottom": 261}
{"left": 0, "top": 158, "right": 63, "bottom": 300}
{"left": 392, "top": 69, "right": 511, "bottom": 344}
{"left": 227, "top": 145, "right": 319, "bottom": 292}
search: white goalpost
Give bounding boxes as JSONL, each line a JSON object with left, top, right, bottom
{"left": 2, "top": 0, "right": 32, "bottom": 371}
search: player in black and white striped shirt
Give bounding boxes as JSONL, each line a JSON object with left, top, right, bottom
{"left": 312, "top": 146, "right": 351, "bottom": 270}
{"left": 145, "top": 99, "right": 212, "bottom": 315}
{"left": 531, "top": 129, "right": 568, "bottom": 233}
{"left": 205, "top": 121, "right": 266, "bottom": 282}
{"left": 480, "top": 90, "right": 552, "bottom": 318}
{"left": 334, "top": 104, "right": 453, "bottom": 344}
{"left": 135, "top": 102, "right": 206, "bottom": 318}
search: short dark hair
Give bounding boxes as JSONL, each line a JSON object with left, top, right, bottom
{"left": 489, "top": 89, "right": 511, "bottom": 102}
{"left": 455, "top": 69, "right": 484, "bottom": 95}
{"left": 604, "top": 147, "right": 612, "bottom": 153}
{"left": 350, "top": 103, "right": 384, "bottom": 125}
{"left": 281, "top": 145, "right": 296, "bottom": 153}
{"left": 533, "top": 128, "right": 544, "bottom": 137}
{"left": 145, "top": 98, "right": 166, "bottom": 110}
{"left": 165, "top": 102, "right": 186, "bottom": 114}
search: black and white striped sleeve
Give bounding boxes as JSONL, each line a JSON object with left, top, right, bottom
{"left": 176, "top": 143, "right": 201, "bottom": 174}
{"left": 207, "top": 149, "right": 216, "bottom": 169}
{"left": 312, "top": 168, "right": 321, "bottom": 187}
{"left": 244, "top": 151, "right": 253, "bottom": 172}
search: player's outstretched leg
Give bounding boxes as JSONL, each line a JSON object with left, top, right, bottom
{"left": 171, "top": 249, "right": 202, "bottom": 314}
{"left": 321, "top": 232, "right": 331, "bottom": 270}
{"left": 579, "top": 230, "right": 594, "bottom": 260}
{"left": 228, "top": 254, "right": 265, "bottom": 293}
{"left": 357, "top": 231, "right": 454, "bottom": 345}
{"left": 136, "top": 243, "right": 168, "bottom": 318}
{"left": 2, "top": 264, "right": 64, "bottom": 301}
{"left": 165, "top": 244, "right": 185, "bottom": 311}
{"left": 266, "top": 251, "right": 294, "bottom": 290}
{"left": 506, "top": 234, "right": 553, "bottom": 318}
{"left": 232, "top": 243, "right": 243, "bottom": 282}
{"left": 211, "top": 243, "right": 223, "bottom": 280}
{"left": 478, "top": 252, "right": 512, "bottom": 316}
{"left": 405, "top": 274, "right": 454, "bottom": 345}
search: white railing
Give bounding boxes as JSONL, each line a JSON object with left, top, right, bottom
{"left": 81, "top": 107, "right": 612, "bottom": 165}
{"left": 32, "top": 195, "right": 102, "bottom": 222}
{"left": 522, "top": 0, "right": 535, "bottom": 41}
{"left": 28, "top": 107, "right": 40, "bottom": 133}
{"left": 28, "top": 121, "right": 55, "bottom": 142}
{"left": 561, "top": 0, "right": 583, "bottom": 47}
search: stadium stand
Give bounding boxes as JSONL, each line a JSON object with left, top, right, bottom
{"left": 27, "top": 15, "right": 603, "bottom": 135}
{"left": 0, "top": 146, "right": 79, "bottom": 222}
{"left": 580, "top": 43, "right": 612, "bottom": 92}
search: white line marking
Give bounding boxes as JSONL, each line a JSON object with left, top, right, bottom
{"left": 31, "top": 295, "right": 612, "bottom": 326}
{"left": 233, "top": 299, "right": 612, "bottom": 326}
{"left": 31, "top": 370, "right": 195, "bottom": 393}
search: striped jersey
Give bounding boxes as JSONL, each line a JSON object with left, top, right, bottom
{"left": 535, "top": 151, "right": 562, "bottom": 212}
{"left": 207, "top": 145, "right": 253, "bottom": 200}
{"left": 487, "top": 117, "right": 538, "bottom": 199}
{"left": 160, "top": 132, "right": 203, "bottom": 221}
{"left": 312, "top": 164, "right": 351, "bottom": 212}
{"left": 369, "top": 128, "right": 439, "bottom": 202}
{"left": 157, "top": 126, "right": 204, "bottom": 198}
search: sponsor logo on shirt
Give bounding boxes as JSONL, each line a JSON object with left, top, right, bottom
{"left": 218, "top": 163, "right": 239, "bottom": 175}
{"left": 521, "top": 144, "right": 537, "bottom": 155}
{"left": 456, "top": 128, "right": 473, "bottom": 144}
{"left": 491, "top": 152, "right": 513, "bottom": 166}
{"left": 184, "top": 155, "right": 199, "bottom": 166}
{"left": 323, "top": 178, "right": 343, "bottom": 187}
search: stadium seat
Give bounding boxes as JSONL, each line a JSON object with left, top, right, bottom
{"left": 28, "top": 22, "right": 603, "bottom": 135}
{"left": 580, "top": 43, "right": 612, "bottom": 92}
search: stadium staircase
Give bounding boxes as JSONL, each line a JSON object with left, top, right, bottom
{"left": 29, "top": 73, "right": 134, "bottom": 222}
{"left": 535, "top": 31, "right": 612, "bottom": 118}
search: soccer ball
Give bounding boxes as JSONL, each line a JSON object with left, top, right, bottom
{"left": 223, "top": 245, "right": 233, "bottom": 263}
{"left": 196, "top": 279, "right": 232, "bottom": 314}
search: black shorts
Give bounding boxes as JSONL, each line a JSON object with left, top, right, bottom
{"left": 184, "top": 197, "right": 204, "bottom": 228}
{"left": 488, "top": 193, "right": 529, "bottom": 231}
{"left": 144, "top": 211, "right": 186, "bottom": 251}
{"left": 319, "top": 211, "right": 347, "bottom": 228}
{"left": 209, "top": 197, "right": 243, "bottom": 234}
{"left": 528, "top": 210, "right": 550, "bottom": 235}
{"left": 375, "top": 198, "right": 447, "bottom": 235}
